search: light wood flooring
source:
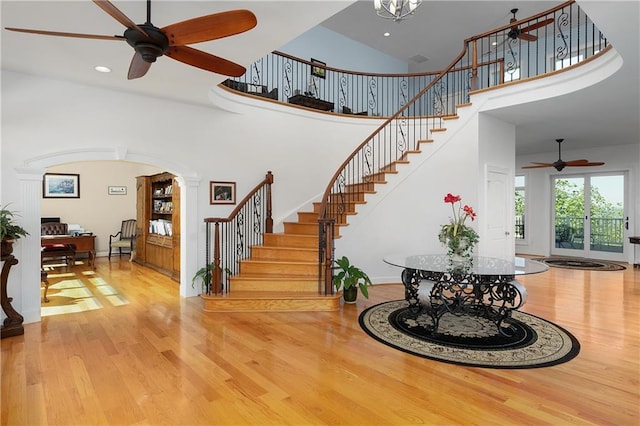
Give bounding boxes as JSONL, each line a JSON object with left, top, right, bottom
{"left": 2, "top": 257, "right": 639, "bottom": 425}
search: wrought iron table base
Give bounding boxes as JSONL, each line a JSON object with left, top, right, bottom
{"left": 401, "top": 268, "right": 526, "bottom": 337}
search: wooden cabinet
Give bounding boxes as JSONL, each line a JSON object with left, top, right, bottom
{"left": 135, "top": 172, "right": 180, "bottom": 281}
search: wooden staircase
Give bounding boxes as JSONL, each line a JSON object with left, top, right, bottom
{"left": 201, "top": 113, "right": 461, "bottom": 312}
{"left": 200, "top": 164, "right": 400, "bottom": 312}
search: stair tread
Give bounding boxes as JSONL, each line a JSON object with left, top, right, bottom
{"left": 231, "top": 275, "right": 320, "bottom": 280}
{"left": 252, "top": 245, "right": 316, "bottom": 252}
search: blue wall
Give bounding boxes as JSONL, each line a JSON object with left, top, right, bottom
{"left": 279, "top": 25, "right": 408, "bottom": 74}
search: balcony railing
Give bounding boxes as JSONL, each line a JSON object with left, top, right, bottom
{"left": 555, "top": 216, "right": 624, "bottom": 252}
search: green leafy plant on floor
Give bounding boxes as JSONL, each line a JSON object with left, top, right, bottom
{"left": 332, "top": 255, "right": 373, "bottom": 298}
{"left": 192, "top": 263, "right": 232, "bottom": 293}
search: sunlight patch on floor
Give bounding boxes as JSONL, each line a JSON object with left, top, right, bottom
{"left": 41, "top": 266, "right": 129, "bottom": 316}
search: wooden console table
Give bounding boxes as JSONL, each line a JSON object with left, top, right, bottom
{"left": 41, "top": 234, "right": 96, "bottom": 268}
{"left": 288, "top": 94, "right": 334, "bottom": 112}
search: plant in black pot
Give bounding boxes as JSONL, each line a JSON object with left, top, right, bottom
{"left": 1, "top": 205, "right": 29, "bottom": 257}
{"left": 333, "top": 255, "right": 372, "bottom": 304}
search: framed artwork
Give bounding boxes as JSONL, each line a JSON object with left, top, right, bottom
{"left": 311, "top": 58, "right": 326, "bottom": 79}
{"left": 43, "top": 173, "right": 80, "bottom": 198}
{"left": 210, "top": 181, "right": 236, "bottom": 205}
{"left": 108, "top": 186, "right": 127, "bottom": 195}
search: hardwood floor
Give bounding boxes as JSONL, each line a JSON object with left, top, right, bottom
{"left": 2, "top": 257, "right": 639, "bottom": 425}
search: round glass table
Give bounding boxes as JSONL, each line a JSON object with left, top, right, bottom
{"left": 383, "top": 254, "right": 549, "bottom": 336}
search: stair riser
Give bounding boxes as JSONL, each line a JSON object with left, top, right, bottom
{"left": 229, "top": 279, "right": 319, "bottom": 292}
{"left": 263, "top": 233, "right": 318, "bottom": 248}
{"left": 251, "top": 247, "right": 317, "bottom": 262}
{"left": 297, "top": 212, "right": 319, "bottom": 223}
{"left": 284, "top": 222, "right": 318, "bottom": 235}
{"left": 329, "top": 192, "right": 366, "bottom": 203}
{"left": 201, "top": 297, "right": 340, "bottom": 312}
{"left": 240, "top": 262, "right": 317, "bottom": 276}
{"left": 313, "top": 202, "right": 357, "bottom": 214}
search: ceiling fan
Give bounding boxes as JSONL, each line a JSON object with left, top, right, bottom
{"left": 5, "top": 0, "right": 257, "bottom": 79}
{"left": 505, "top": 8, "right": 554, "bottom": 42}
{"left": 486, "top": 8, "right": 554, "bottom": 54}
{"left": 522, "top": 139, "right": 605, "bottom": 171}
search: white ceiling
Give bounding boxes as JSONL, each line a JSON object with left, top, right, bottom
{"left": 2, "top": 1, "right": 638, "bottom": 156}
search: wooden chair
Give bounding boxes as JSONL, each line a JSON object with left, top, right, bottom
{"left": 41, "top": 222, "right": 76, "bottom": 267}
{"left": 109, "top": 219, "right": 136, "bottom": 259}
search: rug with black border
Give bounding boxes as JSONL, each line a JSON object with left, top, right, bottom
{"left": 533, "top": 256, "right": 626, "bottom": 271}
{"left": 359, "top": 300, "right": 580, "bottom": 369}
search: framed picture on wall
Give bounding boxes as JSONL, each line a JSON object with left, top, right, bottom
{"left": 311, "top": 58, "right": 326, "bottom": 79}
{"left": 210, "top": 181, "right": 236, "bottom": 205}
{"left": 108, "top": 186, "right": 127, "bottom": 195}
{"left": 43, "top": 173, "right": 80, "bottom": 198}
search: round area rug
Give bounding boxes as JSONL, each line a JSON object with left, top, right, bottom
{"left": 533, "top": 257, "right": 626, "bottom": 271}
{"left": 359, "top": 300, "right": 580, "bottom": 369}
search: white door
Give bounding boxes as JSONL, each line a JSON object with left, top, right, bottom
{"left": 485, "top": 168, "right": 512, "bottom": 258}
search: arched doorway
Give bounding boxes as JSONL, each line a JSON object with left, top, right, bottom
{"left": 15, "top": 148, "right": 201, "bottom": 325}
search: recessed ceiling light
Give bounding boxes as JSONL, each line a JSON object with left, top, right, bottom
{"left": 383, "top": 32, "right": 391, "bottom": 37}
{"left": 94, "top": 65, "right": 111, "bottom": 73}
{"left": 491, "top": 41, "right": 498, "bottom": 46}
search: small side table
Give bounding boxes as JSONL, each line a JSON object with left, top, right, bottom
{"left": 629, "top": 236, "right": 640, "bottom": 268}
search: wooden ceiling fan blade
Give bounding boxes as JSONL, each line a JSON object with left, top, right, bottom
{"left": 567, "top": 161, "right": 605, "bottom": 167}
{"left": 128, "top": 52, "right": 152, "bottom": 80}
{"left": 564, "top": 159, "right": 590, "bottom": 165}
{"left": 5, "top": 27, "right": 123, "bottom": 41}
{"left": 522, "top": 164, "right": 553, "bottom": 169}
{"left": 162, "top": 10, "right": 257, "bottom": 46}
{"left": 521, "top": 18, "right": 554, "bottom": 33}
{"left": 92, "top": 0, "right": 148, "bottom": 37}
{"left": 165, "top": 46, "right": 246, "bottom": 77}
{"left": 529, "top": 162, "right": 555, "bottom": 166}
{"left": 518, "top": 33, "right": 537, "bottom": 42}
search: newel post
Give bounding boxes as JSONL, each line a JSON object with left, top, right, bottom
{"left": 470, "top": 39, "right": 479, "bottom": 91}
{"left": 265, "top": 171, "right": 274, "bottom": 234}
{"left": 212, "top": 221, "right": 222, "bottom": 294}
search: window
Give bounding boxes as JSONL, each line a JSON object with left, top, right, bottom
{"left": 515, "top": 175, "right": 526, "bottom": 240}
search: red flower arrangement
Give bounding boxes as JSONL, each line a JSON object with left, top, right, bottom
{"left": 438, "top": 193, "right": 479, "bottom": 258}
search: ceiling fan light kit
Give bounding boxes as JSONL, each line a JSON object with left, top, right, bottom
{"left": 5, "top": 0, "right": 257, "bottom": 80}
{"left": 523, "top": 139, "right": 605, "bottom": 171}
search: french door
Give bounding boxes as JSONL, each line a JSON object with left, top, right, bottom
{"left": 552, "top": 172, "right": 627, "bottom": 261}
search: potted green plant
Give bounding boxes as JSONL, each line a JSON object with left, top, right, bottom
{"left": 1, "top": 205, "right": 29, "bottom": 257}
{"left": 333, "top": 255, "right": 372, "bottom": 304}
{"left": 192, "top": 262, "right": 231, "bottom": 295}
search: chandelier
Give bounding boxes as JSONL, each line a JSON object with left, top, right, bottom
{"left": 374, "top": 0, "right": 422, "bottom": 22}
